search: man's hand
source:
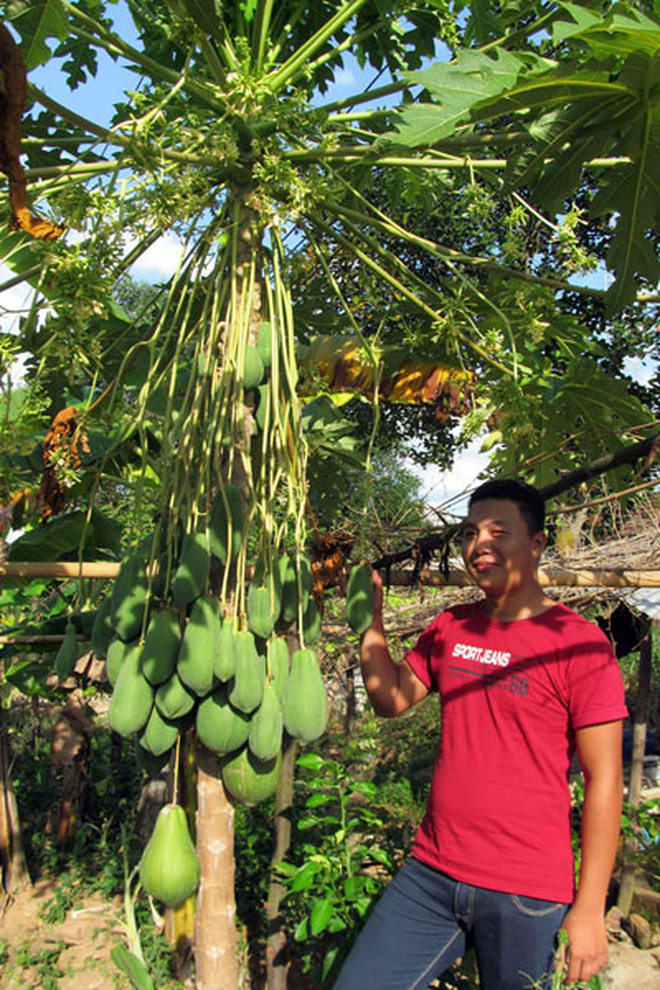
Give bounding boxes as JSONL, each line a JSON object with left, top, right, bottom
{"left": 359, "top": 569, "right": 428, "bottom": 717}
{"left": 371, "top": 568, "right": 384, "bottom": 620}
{"left": 557, "top": 905, "right": 609, "bottom": 984}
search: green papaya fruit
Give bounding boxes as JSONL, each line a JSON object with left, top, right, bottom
{"left": 55, "top": 621, "right": 78, "bottom": 683}
{"left": 141, "top": 609, "right": 181, "bottom": 685}
{"left": 248, "top": 683, "right": 283, "bottom": 762}
{"left": 346, "top": 563, "right": 375, "bottom": 635}
{"left": 243, "top": 346, "right": 264, "bottom": 390}
{"left": 139, "top": 704, "right": 180, "bottom": 757}
{"left": 155, "top": 671, "right": 197, "bottom": 720}
{"left": 111, "top": 552, "right": 149, "bottom": 641}
{"left": 279, "top": 553, "right": 313, "bottom": 623}
{"left": 108, "top": 645, "right": 154, "bottom": 738}
{"left": 208, "top": 486, "right": 244, "bottom": 565}
{"left": 266, "top": 636, "right": 290, "bottom": 699}
{"left": 150, "top": 550, "right": 169, "bottom": 599}
{"left": 214, "top": 616, "right": 237, "bottom": 682}
{"left": 282, "top": 647, "right": 327, "bottom": 743}
{"left": 177, "top": 593, "right": 219, "bottom": 697}
{"left": 221, "top": 746, "right": 282, "bottom": 806}
{"left": 196, "top": 685, "right": 251, "bottom": 755}
{"left": 106, "top": 636, "right": 140, "bottom": 688}
{"left": 90, "top": 596, "right": 114, "bottom": 659}
{"left": 228, "top": 631, "right": 265, "bottom": 714}
{"left": 247, "top": 559, "right": 282, "bottom": 640}
{"left": 171, "top": 531, "right": 210, "bottom": 610}
{"left": 302, "top": 596, "right": 322, "bottom": 646}
{"left": 256, "top": 321, "right": 272, "bottom": 369}
{"left": 139, "top": 804, "right": 200, "bottom": 906}
{"left": 278, "top": 555, "right": 297, "bottom": 623}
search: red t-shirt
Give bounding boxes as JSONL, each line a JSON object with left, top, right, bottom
{"left": 405, "top": 601, "right": 627, "bottom": 903}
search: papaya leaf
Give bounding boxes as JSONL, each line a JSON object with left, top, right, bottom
{"left": 460, "top": 0, "right": 500, "bottom": 46}
{"left": 591, "top": 113, "right": 660, "bottom": 314}
{"left": 554, "top": 3, "right": 660, "bottom": 58}
{"left": 505, "top": 98, "right": 623, "bottom": 204}
{"left": 395, "top": 49, "right": 531, "bottom": 146}
{"left": 5, "top": 0, "right": 69, "bottom": 69}
{"left": 552, "top": 2, "right": 607, "bottom": 43}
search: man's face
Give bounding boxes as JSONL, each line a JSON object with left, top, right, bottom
{"left": 460, "top": 498, "right": 546, "bottom": 596}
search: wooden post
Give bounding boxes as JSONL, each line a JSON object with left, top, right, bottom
{"left": 617, "top": 631, "right": 653, "bottom": 916}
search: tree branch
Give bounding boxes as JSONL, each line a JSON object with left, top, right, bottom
{"left": 538, "top": 433, "right": 660, "bottom": 502}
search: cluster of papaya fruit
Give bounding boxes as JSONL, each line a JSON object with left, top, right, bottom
{"left": 88, "top": 500, "right": 329, "bottom": 811}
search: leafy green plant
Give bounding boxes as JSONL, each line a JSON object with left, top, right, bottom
{"left": 15, "top": 940, "right": 66, "bottom": 990}
{"left": 38, "top": 874, "right": 79, "bottom": 924}
{"left": 278, "top": 752, "right": 397, "bottom": 985}
{"left": 620, "top": 797, "right": 660, "bottom": 892}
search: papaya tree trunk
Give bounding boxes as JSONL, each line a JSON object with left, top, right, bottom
{"left": 0, "top": 676, "right": 30, "bottom": 896}
{"left": 195, "top": 195, "right": 262, "bottom": 990}
{"left": 195, "top": 742, "right": 238, "bottom": 990}
{"left": 266, "top": 734, "right": 299, "bottom": 990}
{"left": 617, "top": 629, "right": 652, "bottom": 916}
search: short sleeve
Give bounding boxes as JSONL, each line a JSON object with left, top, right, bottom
{"left": 567, "top": 626, "right": 628, "bottom": 729}
{"left": 405, "top": 613, "right": 447, "bottom": 692}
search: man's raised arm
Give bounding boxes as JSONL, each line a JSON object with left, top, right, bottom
{"left": 360, "top": 571, "right": 429, "bottom": 717}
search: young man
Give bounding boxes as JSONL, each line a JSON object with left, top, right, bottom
{"left": 334, "top": 479, "right": 627, "bottom": 990}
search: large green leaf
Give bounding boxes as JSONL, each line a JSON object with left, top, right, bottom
{"left": 591, "top": 112, "right": 660, "bottom": 314}
{"left": 554, "top": 3, "right": 660, "bottom": 58}
{"left": 505, "top": 103, "right": 612, "bottom": 210}
{"left": 7, "top": 507, "right": 122, "bottom": 561}
{"left": 5, "top": 0, "right": 70, "bottom": 68}
{"left": 395, "top": 49, "right": 533, "bottom": 146}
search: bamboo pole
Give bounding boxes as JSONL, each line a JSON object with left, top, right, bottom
{"left": 0, "top": 562, "right": 121, "bottom": 578}
{"left": 2, "top": 561, "right": 660, "bottom": 587}
{"left": 395, "top": 566, "right": 660, "bottom": 590}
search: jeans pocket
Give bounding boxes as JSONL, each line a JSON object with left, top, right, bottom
{"left": 509, "top": 894, "right": 565, "bottom": 918}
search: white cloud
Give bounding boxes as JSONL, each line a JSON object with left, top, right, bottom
{"left": 409, "top": 437, "right": 492, "bottom": 518}
{"left": 129, "top": 232, "right": 186, "bottom": 282}
{"left": 333, "top": 66, "right": 358, "bottom": 90}
{"left": 624, "top": 355, "right": 658, "bottom": 387}
{"left": 0, "top": 279, "right": 33, "bottom": 336}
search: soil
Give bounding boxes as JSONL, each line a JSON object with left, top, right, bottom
{"left": 0, "top": 881, "right": 124, "bottom": 989}
{"left": 1, "top": 882, "right": 659, "bottom": 990}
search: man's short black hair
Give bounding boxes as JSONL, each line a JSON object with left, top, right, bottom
{"left": 468, "top": 479, "right": 545, "bottom": 535}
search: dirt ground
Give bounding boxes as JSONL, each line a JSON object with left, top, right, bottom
{"left": 2, "top": 883, "right": 660, "bottom": 990}
{"left": 0, "top": 882, "right": 124, "bottom": 989}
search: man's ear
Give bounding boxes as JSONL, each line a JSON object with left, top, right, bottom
{"left": 532, "top": 530, "right": 547, "bottom": 559}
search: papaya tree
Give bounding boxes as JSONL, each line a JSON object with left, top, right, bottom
{"left": 1, "top": 1, "right": 660, "bottom": 987}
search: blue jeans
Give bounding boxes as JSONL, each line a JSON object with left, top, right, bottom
{"left": 333, "top": 858, "right": 568, "bottom": 990}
